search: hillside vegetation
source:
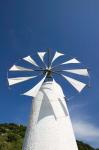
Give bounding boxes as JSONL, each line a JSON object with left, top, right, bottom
{"left": 0, "top": 123, "right": 98, "bottom": 150}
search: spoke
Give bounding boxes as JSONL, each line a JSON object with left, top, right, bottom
{"left": 47, "top": 48, "right": 50, "bottom": 68}
{"left": 53, "top": 70, "right": 63, "bottom": 72}
{"left": 51, "top": 64, "right": 63, "bottom": 69}
{"left": 52, "top": 70, "right": 62, "bottom": 76}
{"left": 33, "top": 69, "right": 44, "bottom": 71}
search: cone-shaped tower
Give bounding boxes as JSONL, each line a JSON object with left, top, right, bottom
{"left": 22, "top": 80, "right": 78, "bottom": 150}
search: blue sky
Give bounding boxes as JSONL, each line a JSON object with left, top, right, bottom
{"left": 0, "top": 0, "right": 99, "bottom": 148}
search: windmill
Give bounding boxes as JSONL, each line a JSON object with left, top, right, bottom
{"left": 7, "top": 49, "right": 90, "bottom": 150}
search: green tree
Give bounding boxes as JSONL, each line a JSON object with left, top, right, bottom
{"left": 0, "top": 123, "right": 98, "bottom": 150}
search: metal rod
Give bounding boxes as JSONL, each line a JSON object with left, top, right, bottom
{"left": 52, "top": 71, "right": 62, "bottom": 76}
{"left": 33, "top": 69, "right": 44, "bottom": 71}
{"left": 47, "top": 48, "right": 50, "bottom": 68}
{"left": 52, "top": 70, "right": 63, "bottom": 72}
{"left": 51, "top": 63, "right": 63, "bottom": 69}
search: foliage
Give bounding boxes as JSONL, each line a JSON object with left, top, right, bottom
{"left": 0, "top": 123, "right": 98, "bottom": 150}
{"left": 77, "top": 141, "right": 95, "bottom": 150}
{"left": 0, "top": 123, "right": 25, "bottom": 150}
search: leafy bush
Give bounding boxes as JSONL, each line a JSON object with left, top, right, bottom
{"left": 0, "top": 123, "right": 98, "bottom": 150}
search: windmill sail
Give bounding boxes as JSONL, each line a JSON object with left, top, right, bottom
{"left": 51, "top": 51, "right": 64, "bottom": 63}
{"left": 63, "top": 69, "right": 89, "bottom": 76}
{"left": 23, "top": 56, "right": 39, "bottom": 67}
{"left": 62, "top": 75, "right": 86, "bottom": 92}
{"left": 22, "top": 75, "right": 46, "bottom": 97}
{"left": 8, "top": 76, "right": 36, "bottom": 86}
{"left": 38, "top": 52, "right": 46, "bottom": 62}
{"left": 9, "top": 65, "right": 33, "bottom": 71}
{"left": 61, "top": 58, "right": 80, "bottom": 65}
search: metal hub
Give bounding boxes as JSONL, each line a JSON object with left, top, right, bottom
{"left": 43, "top": 69, "right": 52, "bottom": 78}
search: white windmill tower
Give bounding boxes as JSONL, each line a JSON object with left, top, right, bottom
{"left": 7, "top": 49, "right": 89, "bottom": 150}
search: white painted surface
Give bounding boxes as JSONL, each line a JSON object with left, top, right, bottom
{"left": 38, "top": 52, "right": 46, "bottom": 62}
{"left": 23, "top": 56, "right": 39, "bottom": 67}
{"left": 62, "top": 75, "right": 86, "bottom": 92}
{"left": 51, "top": 51, "right": 64, "bottom": 63}
{"left": 8, "top": 76, "right": 36, "bottom": 86}
{"left": 63, "top": 69, "right": 89, "bottom": 76}
{"left": 61, "top": 58, "right": 80, "bottom": 65}
{"left": 9, "top": 65, "right": 33, "bottom": 71}
{"left": 22, "top": 81, "right": 78, "bottom": 150}
{"left": 22, "top": 75, "right": 46, "bottom": 97}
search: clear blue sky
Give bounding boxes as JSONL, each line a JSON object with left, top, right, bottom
{"left": 0, "top": 0, "right": 99, "bottom": 148}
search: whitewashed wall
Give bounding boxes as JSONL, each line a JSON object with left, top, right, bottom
{"left": 22, "top": 81, "right": 78, "bottom": 150}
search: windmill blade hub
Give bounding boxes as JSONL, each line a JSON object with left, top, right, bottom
{"left": 43, "top": 68, "right": 52, "bottom": 78}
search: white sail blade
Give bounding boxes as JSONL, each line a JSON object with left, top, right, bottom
{"left": 63, "top": 69, "right": 89, "bottom": 76}
{"left": 9, "top": 65, "right": 33, "bottom": 71}
{"left": 8, "top": 76, "right": 37, "bottom": 86}
{"left": 23, "top": 75, "right": 46, "bottom": 97}
{"left": 62, "top": 75, "right": 86, "bottom": 92}
{"left": 51, "top": 51, "right": 64, "bottom": 63}
{"left": 38, "top": 52, "right": 46, "bottom": 62}
{"left": 23, "top": 56, "right": 39, "bottom": 67}
{"left": 62, "top": 58, "right": 80, "bottom": 65}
